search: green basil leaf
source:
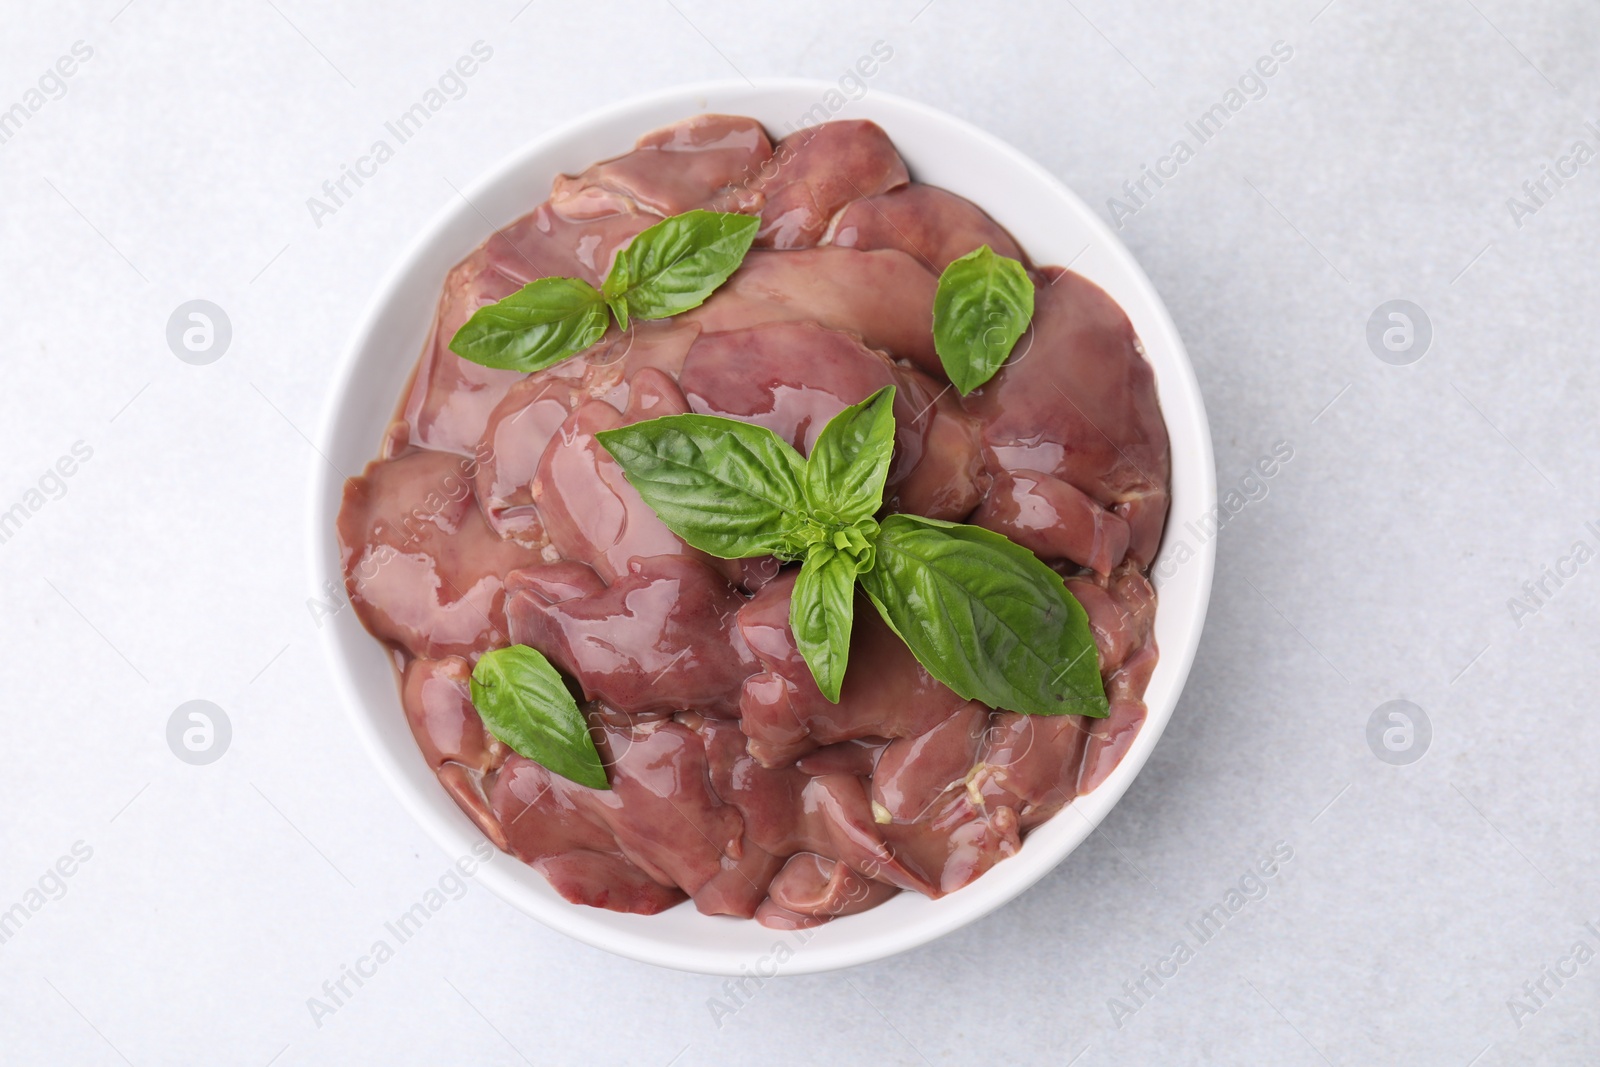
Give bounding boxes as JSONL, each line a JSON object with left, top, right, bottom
{"left": 602, "top": 210, "right": 758, "bottom": 328}
{"left": 595, "top": 414, "right": 811, "bottom": 559}
{"left": 859, "top": 514, "right": 1108, "bottom": 717}
{"left": 469, "top": 645, "right": 609, "bottom": 789}
{"left": 790, "top": 544, "right": 862, "bottom": 703}
{"left": 804, "top": 385, "right": 897, "bottom": 524}
{"left": 932, "top": 245, "right": 1035, "bottom": 394}
{"left": 448, "top": 276, "right": 609, "bottom": 372}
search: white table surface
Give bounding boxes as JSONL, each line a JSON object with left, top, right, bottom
{"left": 3, "top": 1, "right": 1598, "bottom": 1064}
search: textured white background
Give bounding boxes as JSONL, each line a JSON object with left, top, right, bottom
{"left": 3, "top": 1, "right": 1598, "bottom": 1064}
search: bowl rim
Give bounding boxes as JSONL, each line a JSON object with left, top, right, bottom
{"left": 310, "top": 77, "right": 1216, "bottom": 975}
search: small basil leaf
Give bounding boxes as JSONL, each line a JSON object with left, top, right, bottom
{"left": 790, "top": 544, "right": 861, "bottom": 703}
{"left": 932, "top": 245, "right": 1035, "bottom": 394}
{"left": 859, "top": 514, "right": 1108, "bottom": 717}
{"left": 469, "top": 645, "right": 609, "bottom": 789}
{"left": 605, "top": 295, "right": 630, "bottom": 332}
{"left": 595, "top": 414, "right": 810, "bottom": 559}
{"left": 448, "top": 276, "right": 609, "bottom": 372}
{"left": 602, "top": 210, "right": 758, "bottom": 323}
{"left": 804, "top": 385, "right": 897, "bottom": 524}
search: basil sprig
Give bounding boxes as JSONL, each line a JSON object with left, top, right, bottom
{"left": 595, "top": 390, "right": 893, "bottom": 702}
{"left": 932, "top": 244, "right": 1035, "bottom": 394}
{"left": 449, "top": 209, "right": 759, "bottom": 373}
{"left": 470, "top": 645, "right": 609, "bottom": 789}
{"left": 602, "top": 210, "right": 759, "bottom": 328}
{"left": 596, "top": 388, "right": 1107, "bottom": 716}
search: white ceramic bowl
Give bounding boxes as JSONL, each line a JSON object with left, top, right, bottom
{"left": 311, "top": 79, "right": 1216, "bottom": 975}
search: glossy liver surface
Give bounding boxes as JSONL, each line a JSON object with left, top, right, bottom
{"left": 337, "top": 114, "right": 1170, "bottom": 926}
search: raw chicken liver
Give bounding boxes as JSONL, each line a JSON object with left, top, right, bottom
{"left": 337, "top": 114, "right": 1169, "bottom": 927}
